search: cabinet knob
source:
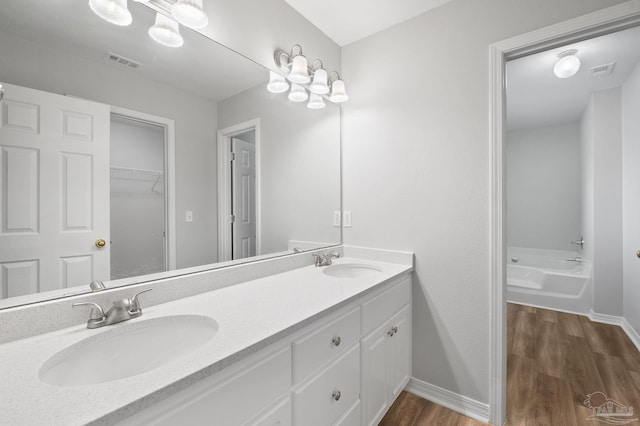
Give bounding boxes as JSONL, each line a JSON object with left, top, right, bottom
{"left": 637, "top": 251, "right": 640, "bottom": 259}
{"left": 332, "top": 390, "right": 341, "bottom": 401}
{"left": 388, "top": 326, "right": 398, "bottom": 337}
{"left": 332, "top": 336, "right": 341, "bottom": 347}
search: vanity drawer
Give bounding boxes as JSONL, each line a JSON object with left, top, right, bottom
{"left": 293, "top": 343, "right": 360, "bottom": 426}
{"left": 334, "top": 399, "right": 361, "bottom": 426}
{"left": 362, "top": 277, "right": 411, "bottom": 335}
{"left": 244, "top": 395, "right": 292, "bottom": 426}
{"left": 293, "top": 307, "right": 360, "bottom": 382}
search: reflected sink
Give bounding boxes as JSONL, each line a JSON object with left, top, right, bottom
{"left": 323, "top": 263, "right": 383, "bottom": 279}
{"left": 39, "top": 315, "right": 218, "bottom": 387}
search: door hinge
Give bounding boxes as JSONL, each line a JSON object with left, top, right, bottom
{"left": 230, "top": 152, "right": 236, "bottom": 161}
{"left": 230, "top": 214, "right": 236, "bottom": 223}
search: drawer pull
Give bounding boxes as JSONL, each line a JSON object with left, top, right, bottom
{"left": 332, "top": 336, "right": 342, "bottom": 347}
{"left": 332, "top": 390, "right": 342, "bottom": 401}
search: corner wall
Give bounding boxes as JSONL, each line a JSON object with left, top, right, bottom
{"left": 341, "top": 0, "right": 628, "bottom": 405}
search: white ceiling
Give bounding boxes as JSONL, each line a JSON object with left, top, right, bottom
{"left": 507, "top": 26, "right": 640, "bottom": 131}
{"left": 284, "top": 0, "right": 455, "bottom": 46}
{"left": 0, "top": 0, "right": 267, "bottom": 102}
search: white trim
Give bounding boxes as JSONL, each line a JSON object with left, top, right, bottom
{"left": 405, "top": 377, "right": 490, "bottom": 424}
{"left": 217, "top": 119, "right": 261, "bottom": 262}
{"left": 110, "top": 105, "right": 177, "bottom": 271}
{"left": 489, "top": 3, "right": 640, "bottom": 425}
{"left": 588, "top": 309, "right": 625, "bottom": 326}
{"left": 622, "top": 319, "right": 640, "bottom": 352}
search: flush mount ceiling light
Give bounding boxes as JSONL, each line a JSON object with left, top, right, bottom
{"left": 88, "top": 0, "right": 133, "bottom": 26}
{"left": 272, "top": 44, "right": 348, "bottom": 107}
{"left": 267, "top": 71, "right": 289, "bottom": 93}
{"left": 149, "top": 13, "right": 184, "bottom": 48}
{"left": 554, "top": 49, "right": 581, "bottom": 78}
{"left": 172, "top": 0, "right": 208, "bottom": 29}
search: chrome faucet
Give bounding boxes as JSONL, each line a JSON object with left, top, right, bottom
{"left": 571, "top": 236, "right": 584, "bottom": 249}
{"left": 565, "top": 257, "right": 583, "bottom": 263}
{"left": 313, "top": 251, "right": 340, "bottom": 267}
{"left": 73, "top": 288, "right": 152, "bottom": 329}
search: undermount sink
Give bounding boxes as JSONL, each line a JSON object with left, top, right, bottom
{"left": 323, "top": 263, "right": 383, "bottom": 279}
{"left": 39, "top": 315, "right": 218, "bottom": 387}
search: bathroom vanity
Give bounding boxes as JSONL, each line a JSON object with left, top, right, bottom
{"left": 0, "top": 248, "right": 413, "bottom": 425}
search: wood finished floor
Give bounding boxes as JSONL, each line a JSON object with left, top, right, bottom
{"left": 380, "top": 303, "right": 640, "bottom": 425}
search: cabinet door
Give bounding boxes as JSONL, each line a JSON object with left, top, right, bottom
{"left": 360, "top": 321, "right": 390, "bottom": 426}
{"left": 387, "top": 304, "right": 411, "bottom": 402}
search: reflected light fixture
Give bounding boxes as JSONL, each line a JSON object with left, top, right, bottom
{"left": 554, "top": 49, "right": 581, "bottom": 78}
{"left": 328, "top": 73, "right": 349, "bottom": 103}
{"left": 149, "top": 13, "right": 184, "bottom": 48}
{"left": 288, "top": 83, "right": 309, "bottom": 102}
{"left": 172, "top": 0, "right": 209, "bottom": 29}
{"left": 88, "top": 0, "right": 133, "bottom": 26}
{"left": 267, "top": 71, "right": 290, "bottom": 94}
{"left": 309, "top": 62, "right": 329, "bottom": 95}
{"left": 307, "top": 94, "right": 326, "bottom": 109}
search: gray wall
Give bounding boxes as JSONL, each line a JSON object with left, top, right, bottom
{"left": 218, "top": 84, "right": 341, "bottom": 253}
{"left": 581, "top": 88, "right": 623, "bottom": 317}
{"left": 341, "top": 0, "right": 627, "bottom": 404}
{"left": 507, "top": 123, "right": 582, "bottom": 251}
{"left": 622, "top": 63, "right": 640, "bottom": 334}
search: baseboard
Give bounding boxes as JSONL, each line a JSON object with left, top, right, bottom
{"left": 622, "top": 319, "right": 640, "bottom": 352}
{"left": 405, "top": 377, "right": 490, "bottom": 424}
{"left": 589, "top": 310, "right": 640, "bottom": 352}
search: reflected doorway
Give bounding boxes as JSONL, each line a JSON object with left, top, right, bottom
{"left": 231, "top": 131, "right": 257, "bottom": 260}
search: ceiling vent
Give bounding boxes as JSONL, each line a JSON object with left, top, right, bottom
{"left": 103, "top": 52, "right": 142, "bottom": 70}
{"left": 589, "top": 62, "right": 615, "bottom": 79}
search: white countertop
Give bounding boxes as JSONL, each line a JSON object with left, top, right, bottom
{"left": 0, "top": 257, "right": 412, "bottom": 426}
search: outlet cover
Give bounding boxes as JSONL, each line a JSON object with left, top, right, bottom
{"left": 333, "top": 211, "right": 341, "bottom": 227}
{"left": 343, "top": 211, "right": 352, "bottom": 227}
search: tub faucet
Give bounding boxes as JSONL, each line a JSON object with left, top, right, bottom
{"left": 565, "top": 257, "right": 583, "bottom": 263}
{"left": 72, "top": 288, "right": 152, "bottom": 329}
{"left": 313, "top": 251, "right": 340, "bottom": 267}
{"left": 571, "top": 236, "right": 584, "bottom": 249}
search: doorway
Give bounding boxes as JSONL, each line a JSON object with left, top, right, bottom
{"left": 489, "top": 4, "right": 640, "bottom": 424}
{"left": 109, "top": 107, "right": 176, "bottom": 279}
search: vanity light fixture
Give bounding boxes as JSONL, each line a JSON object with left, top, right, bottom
{"left": 172, "top": 0, "right": 208, "bottom": 29}
{"left": 272, "top": 44, "right": 348, "bottom": 106}
{"left": 307, "top": 93, "right": 326, "bottom": 109}
{"left": 267, "top": 71, "right": 290, "bottom": 93}
{"left": 288, "top": 83, "right": 309, "bottom": 102}
{"left": 88, "top": 0, "right": 133, "bottom": 26}
{"left": 149, "top": 12, "right": 184, "bottom": 48}
{"left": 554, "top": 49, "right": 581, "bottom": 78}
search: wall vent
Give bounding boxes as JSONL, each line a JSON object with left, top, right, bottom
{"left": 103, "top": 51, "right": 142, "bottom": 70}
{"left": 589, "top": 62, "right": 615, "bottom": 79}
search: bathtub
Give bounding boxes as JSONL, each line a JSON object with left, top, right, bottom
{"left": 506, "top": 247, "right": 591, "bottom": 314}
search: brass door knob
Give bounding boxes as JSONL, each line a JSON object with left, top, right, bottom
{"left": 637, "top": 251, "right": 640, "bottom": 259}
{"left": 95, "top": 239, "right": 107, "bottom": 248}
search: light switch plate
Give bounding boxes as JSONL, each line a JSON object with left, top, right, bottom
{"left": 333, "top": 211, "right": 341, "bottom": 227}
{"left": 185, "top": 211, "right": 193, "bottom": 223}
{"left": 343, "top": 211, "right": 352, "bottom": 227}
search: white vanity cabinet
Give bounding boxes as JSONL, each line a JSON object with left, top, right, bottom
{"left": 118, "top": 274, "right": 411, "bottom": 426}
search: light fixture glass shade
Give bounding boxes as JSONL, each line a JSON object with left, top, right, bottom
{"left": 307, "top": 94, "right": 326, "bottom": 109}
{"left": 149, "top": 13, "right": 184, "bottom": 48}
{"left": 267, "top": 71, "right": 289, "bottom": 93}
{"left": 329, "top": 79, "right": 349, "bottom": 103}
{"left": 554, "top": 54, "right": 581, "bottom": 78}
{"left": 172, "top": 0, "right": 208, "bottom": 29}
{"left": 288, "top": 55, "right": 310, "bottom": 84}
{"left": 88, "top": 0, "right": 132, "bottom": 26}
{"left": 288, "top": 83, "right": 309, "bottom": 102}
{"left": 309, "top": 69, "right": 329, "bottom": 95}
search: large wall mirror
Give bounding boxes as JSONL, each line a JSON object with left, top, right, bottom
{"left": 0, "top": 0, "right": 341, "bottom": 309}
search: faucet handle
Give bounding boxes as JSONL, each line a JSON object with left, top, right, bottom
{"left": 130, "top": 288, "right": 152, "bottom": 313}
{"left": 72, "top": 302, "right": 105, "bottom": 321}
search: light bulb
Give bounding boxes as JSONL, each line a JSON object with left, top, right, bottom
{"left": 309, "top": 69, "right": 329, "bottom": 95}
{"left": 172, "top": 0, "right": 208, "bottom": 29}
{"left": 267, "top": 71, "right": 289, "bottom": 93}
{"left": 149, "top": 13, "right": 184, "bottom": 48}
{"left": 88, "top": 0, "right": 132, "bottom": 26}
{"left": 307, "top": 94, "right": 326, "bottom": 109}
{"left": 554, "top": 51, "right": 581, "bottom": 78}
{"left": 288, "top": 55, "right": 310, "bottom": 84}
{"left": 329, "top": 79, "right": 348, "bottom": 103}
{"left": 288, "top": 83, "right": 309, "bottom": 102}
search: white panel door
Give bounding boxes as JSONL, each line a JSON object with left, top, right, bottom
{"left": 0, "top": 83, "right": 110, "bottom": 298}
{"left": 387, "top": 305, "right": 411, "bottom": 402}
{"left": 232, "top": 137, "right": 256, "bottom": 260}
{"left": 361, "top": 322, "right": 390, "bottom": 426}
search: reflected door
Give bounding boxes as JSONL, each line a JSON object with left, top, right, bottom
{"left": 231, "top": 137, "right": 256, "bottom": 259}
{"left": 0, "top": 83, "right": 110, "bottom": 298}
